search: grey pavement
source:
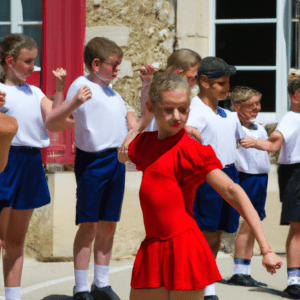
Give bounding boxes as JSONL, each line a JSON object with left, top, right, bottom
{"left": 0, "top": 253, "right": 294, "bottom": 300}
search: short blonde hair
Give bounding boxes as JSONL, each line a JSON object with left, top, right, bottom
{"left": 148, "top": 70, "right": 191, "bottom": 105}
{"left": 287, "top": 68, "right": 300, "bottom": 82}
{"left": 230, "top": 86, "right": 262, "bottom": 105}
{"left": 165, "top": 49, "right": 201, "bottom": 73}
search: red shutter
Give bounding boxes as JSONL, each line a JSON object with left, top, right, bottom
{"left": 41, "top": 0, "right": 86, "bottom": 164}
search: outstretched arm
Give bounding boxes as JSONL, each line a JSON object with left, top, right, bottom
{"left": 206, "top": 169, "right": 283, "bottom": 274}
{"left": 240, "top": 130, "right": 284, "bottom": 152}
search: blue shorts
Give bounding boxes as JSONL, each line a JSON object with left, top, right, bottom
{"left": 193, "top": 164, "right": 240, "bottom": 233}
{"left": 75, "top": 147, "right": 125, "bottom": 225}
{"left": 238, "top": 172, "right": 268, "bottom": 221}
{"left": 0, "top": 146, "right": 50, "bottom": 212}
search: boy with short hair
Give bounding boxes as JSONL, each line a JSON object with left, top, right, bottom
{"left": 185, "top": 57, "right": 246, "bottom": 300}
{"left": 226, "top": 86, "right": 270, "bottom": 287}
{"left": 240, "top": 78, "right": 300, "bottom": 298}
{"left": 46, "top": 37, "right": 128, "bottom": 300}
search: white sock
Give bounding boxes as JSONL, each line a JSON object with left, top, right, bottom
{"left": 204, "top": 283, "right": 215, "bottom": 296}
{"left": 233, "top": 258, "right": 251, "bottom": 275}
{"left": 288, "top": 276, "right": 300, "bottom": 286}
{"left": 74, "top": 269, "right": 89, "bottom": 293}
{"left": 92, "top": 264, "right": 110, "bottom": 288}
{"left": 5, "top": 287, "right": 21, "bottom": 300}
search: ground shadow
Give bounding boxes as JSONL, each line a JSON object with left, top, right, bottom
{"left": 249, "top": 286, "right": 299, "bottom": 299}
{"left": 42, "top": 295, "right": 72, "bottom": 300}
{"left": 219, "top": 279, "right": 297, "bottom": 299}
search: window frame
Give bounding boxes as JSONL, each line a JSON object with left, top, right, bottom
{"left": 0, "top": 0, "right": 42, "bottom": 70}
{"left": 210, "top": 0, "right": 292, "bottom": 123}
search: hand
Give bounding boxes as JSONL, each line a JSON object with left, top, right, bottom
{"left": 0, "top": 91, "right": 5, "bottom": 108}
{"left": 262, "top": 251, "right": 283, "bottom": 275}
{"left": 239, "top": 136, "right": 256, "bottom": 149}
{"left": 139, "top": 63, "right": 155, "bottom": 85}
{"left": 53, "top": 68, "right": 67, "bottom": 92}
{"left": 118, "top": 145, "right": 129, "bottom": 164}
{"left": 75, "top": 85, "right": 92, "bottom": 105}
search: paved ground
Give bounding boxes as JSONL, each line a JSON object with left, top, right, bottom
{"left": 0, "top": 253, "right": 295, "bottom": 300}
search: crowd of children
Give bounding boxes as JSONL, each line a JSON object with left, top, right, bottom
{"left": 0, "top": 31, "right": 298, "bottom": 300}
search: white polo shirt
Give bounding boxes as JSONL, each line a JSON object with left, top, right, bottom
{"left": 276, "top": 111, "right": 300, "bottom": 164}
{"left": 65, "top": 76, "right": 128, "bottom": 152}
{"left": 0, "top": 83, "right": 49, "bottom": 148}
{"left": 234, "top": 116, "right": 270, "bottom": 174}
{"left": 186, "top": 96, "right": 246, "bottom": 167}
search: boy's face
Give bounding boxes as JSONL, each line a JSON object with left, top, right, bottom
{"left": 290, "top": 88, "right": 300, "bottom": 105}
{"left": 97, "top": 54, "right": 122, "bottom": 82}
{"left": 208, "top": 76, "right": 230, "bottom": 100}
{"left": 233, "top": 96, "right": 261, "bottom": 122}
{"left": 179, "top": 63, "right": 200, "bottom": 88}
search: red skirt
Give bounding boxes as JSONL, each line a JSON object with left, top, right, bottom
{"left": 131, "top": 226, "right": 222, "bottom": 290}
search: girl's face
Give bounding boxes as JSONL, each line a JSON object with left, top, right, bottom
{"left": 149, "top": 89, "right": 190, "bottom": 140}
{"left": 180, "top": 63, "right": 200, "bottom": 88}
{"left": 8, "top": 48, "right": 37, "bottom": 85}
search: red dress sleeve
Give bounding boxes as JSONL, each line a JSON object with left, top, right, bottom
{"left": 175, "top": 140, "right": 223, "bottom": 187}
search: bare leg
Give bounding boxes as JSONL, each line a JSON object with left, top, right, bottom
{"left": 170, "top": 289, "right": 204, "bottom": 300}
{"left": 73, "top": 222, "right": 98, "bottom": 270}
{"left": 286, "top": 222, "right": 300, "bottom": 268}
{"left": 94, "top": 221, "right": 117, "bottom": 265}
{"left": 202, "top": 230, "right": 223, "bottom": 258}
{"left": 0, "top": 207, "right": 10, "bottom": 251}
{"left": 130, "top": 287, "right": 169, "bottom": 300}
{"left": 234, "top": 220, "right": 255, "bottom": 259}
{"left": 3, "top": 208, "right": 33, "bottom": 287}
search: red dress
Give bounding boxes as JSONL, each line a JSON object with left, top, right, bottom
{"left": 128, "top": 129, "right": 223, "bottom": 291}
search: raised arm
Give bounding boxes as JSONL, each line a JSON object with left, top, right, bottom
{"left": 206, "top": 169, "right": 283, "bottom": 274}
{"left": 52, "top": 68, "right": 67, "bottom": 109}
{"left": 118, "top": 64, "right": 155, "bottom": 163}
{"left": 240, "top": 130, "right": 284, "bottom": 152}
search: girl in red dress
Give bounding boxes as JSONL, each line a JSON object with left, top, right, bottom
{"left": 119, "top": 70, "right": 282, "bottom": 300}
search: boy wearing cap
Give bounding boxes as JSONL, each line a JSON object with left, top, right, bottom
{"left": 186, "top": 57, "right": 246, "bottom": 300}
{"left": 240, "top": 79, "right": 300, "bottom": 298}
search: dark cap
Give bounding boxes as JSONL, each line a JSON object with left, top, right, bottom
{"left": 198, "top": 57, "right": 236, "bottom": 79}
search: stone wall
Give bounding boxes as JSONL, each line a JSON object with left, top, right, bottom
{"left": 86, "top": 0, "right": 176, "bottom": 115}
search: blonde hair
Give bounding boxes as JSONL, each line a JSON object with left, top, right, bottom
{"left": 84, "top": 37, "right": 123, "bottom": 72}
{"left": 230, "top": 86, "right": 262, "bottom": 105}
{"left": 287, "top": 68, "right": 300, "bottom": 82}
{"left": 0, "top": 33, "right": 37, "bottom": 83}
{"left": 148, "top": 70, "right": 191, "bottom": 105}
{"left": 165, "top": 49, "right": 201, "bottom": 73}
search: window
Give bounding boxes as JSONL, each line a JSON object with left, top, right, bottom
{"left": 0, "top": 0, "right": 43, "bottom": 69}
{"left": 211, "top": 0, "right": 292, "bottom": 123}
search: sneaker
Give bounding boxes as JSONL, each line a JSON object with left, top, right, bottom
{"left": 73, "top": 291, "right": 94, "bottom": 300}
{"left": 204, "top": 296, "right": 219, "bottom": 300}
{"left": 284, "top": 284, "right": 300, "bottom": 298}
{"left": 90, "top": 284, "right": 120, "bottom": 300}
{"left": 226, "top": 274, "right": 267, "bottom": 287}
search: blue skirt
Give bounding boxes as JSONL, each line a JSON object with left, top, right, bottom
{"left": 0, "top": 146, "right": 50, "bottom": 211}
